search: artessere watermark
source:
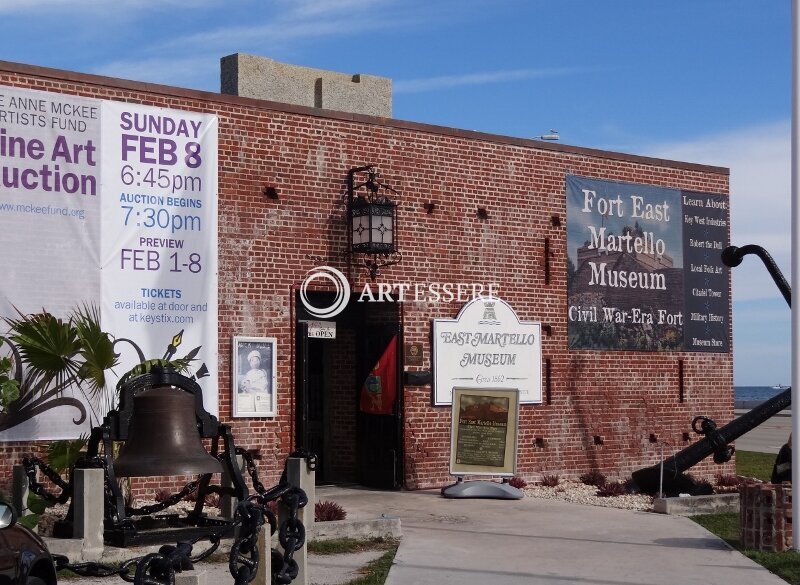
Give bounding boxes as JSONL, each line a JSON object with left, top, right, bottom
{"left": 300, "top": 266, "right": 500, "bottom": 318}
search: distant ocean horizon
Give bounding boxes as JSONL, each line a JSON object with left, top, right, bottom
{"left": 735, "top": 386, "right": 790, "bottom": 403}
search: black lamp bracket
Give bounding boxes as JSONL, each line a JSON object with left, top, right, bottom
{"left": 348, "top": 165, "right": 398, "bottom": 202}
{"left": 347, "top": 165, "right": 401, "bottom": 280}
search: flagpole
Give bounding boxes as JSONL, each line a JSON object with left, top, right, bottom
{"left": 792, "top": 0, "right": 799, "bottom": 552}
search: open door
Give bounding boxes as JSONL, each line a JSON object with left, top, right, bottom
{"left": 357, "top": 322, "right": 403, "bottom": 489}
{"left": 295, "top": 321, "right": 329, "bottom": 483}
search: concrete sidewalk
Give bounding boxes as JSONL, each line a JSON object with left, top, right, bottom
{"left": 48, "top": 485, "right": 787, "bottom": 585}
{"left": 318, "top": 486, "right": 785, "bottom": 585}
{"left": 733, "top": 408, "right": 791, "bottom": 454}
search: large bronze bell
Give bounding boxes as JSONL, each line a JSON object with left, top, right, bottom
{"left": 113, "top": 384, "right": 223, "bottom": 477}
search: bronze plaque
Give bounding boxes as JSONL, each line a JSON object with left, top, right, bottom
{"left": 405, "top": 343, "right": 424, "bottom": 366}
{"left": 449, "top": 388, "right": 519, "bottom": 476}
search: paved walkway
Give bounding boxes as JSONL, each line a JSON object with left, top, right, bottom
{"left": 733, "top": 408, "right": 790, "bottom": 454}
{"left": 318, "top": 486, "right": 785, "bottom": 585}
{"left": 49, "top": 483, "right": 788, "bottom": 585}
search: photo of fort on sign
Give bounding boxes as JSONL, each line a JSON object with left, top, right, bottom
{"left": 566, "top": 175, "right": 730, "bottom": 353}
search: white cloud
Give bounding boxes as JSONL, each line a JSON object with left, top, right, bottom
{"left": 153, "top": 0, "right": 394, "bottom": 53}
{"left": 642, "top": 120, "right": 791, "bottom": 303}
{"left": 92, "top": 56, "right": 217, "bottom": 90}
{"left": 156, "top": 18, "right": 369, "bottom": 53}
{"left": 394, "top": 68, "right": 580, "bottom": 94}
{"left": 285, "top": 0, "right": 391, "bottom": 18}
{"left": 92, "top": 0, "right": 402, "bottom": 88}
{"left": 641, "top": 122, "right": 793, "bottom": 385}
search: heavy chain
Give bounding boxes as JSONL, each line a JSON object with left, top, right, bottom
{"left": 43, "top": 451, "right": 314, "bottom": 585}
{"left": 23, "top": 455, "right": 206, "bottom": 525}
{"left": 126, "top": 480, "right": 201, "bottom": 517}
{"left": 236, "top": 449, "right": 313, "bottom": 584}
{"left": 55, "top": 500, "right": 260, "bottom": 585}
{"left": 23, "top": 456, "right": 72, "bottom": 505}
{"left": 274, "top": 488, "right": 307, "bottom": 585}
{"left": 228, "top": 501, "right": 263, "bottom": 585}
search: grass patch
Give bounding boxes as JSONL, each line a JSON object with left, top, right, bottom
{"left": 736, "top": 450, "right": 774, "bottom": 482}
{"left": 307, "top": 538, "right": 399, "bottom": 585}
{"left": 692, "top": 512, "right": 800, "bottom": 584}
{"left": 345, "top": 545, "right": 399, "bottom": 585}
{"left": 690, "top": 452, "right": 800, "bottom": 584}
{"left": 308, "top": 537, "right": 398, "bottom": 555}
{"left": 746, "top": 550, "right": 800, "bottom": 584}
{"left": 308, "top": 537, "right": 399, "bottom": 585}
{"left": 692, "top": 512, "right": 740, "bottom": 547}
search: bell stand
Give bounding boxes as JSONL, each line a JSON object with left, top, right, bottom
{"left": 62, "top": 368, "right": 250, "bottom": 547}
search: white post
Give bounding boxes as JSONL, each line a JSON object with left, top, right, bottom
{"left": 175, "top": 571, "right": 207, "bottom": 585}
{"left": 72, "top": 468, "right": 105, "bottom": 561}
{"left": 792, "top": 0, "right": 800, "bottom": 552}
{"left": 259, "top": 458, "right": 314, "bottom": 585}
{"left": 254, "top": 523, "right": 271, "bottom": 585}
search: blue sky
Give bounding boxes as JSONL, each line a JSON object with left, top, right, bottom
{"left": 0, "top": 0, "right": 791, "bottom": 385}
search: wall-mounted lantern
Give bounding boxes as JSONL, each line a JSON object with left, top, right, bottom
{"left": 347, "top": 165, "right": 401, "bottom": 280}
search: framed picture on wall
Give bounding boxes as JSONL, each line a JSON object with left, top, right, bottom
{"left": 232, "top": 336, "right": 277, "bottom": 417}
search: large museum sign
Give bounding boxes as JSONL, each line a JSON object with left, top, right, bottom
{"left": 566, "top": 175, "right": 729, "bottom": 352}
{"left": 433, "top": 297, "right": 542, "bottom": 405}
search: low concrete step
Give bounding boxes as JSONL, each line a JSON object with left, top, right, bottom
{"left": 653, "top": 493, "right": 739, "bottom": 516}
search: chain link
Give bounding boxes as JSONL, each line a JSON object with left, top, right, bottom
{"left": 43, "top": 451, "right": 314, "bottom": 585}
{"left": 126, "top": 480, "right": 201, "bottom": 517}
{"left": 234, "top": 448, "right": 312, "bottom": 583}
{"left": 23, "top": 456, "right": 72, "bottom": 505}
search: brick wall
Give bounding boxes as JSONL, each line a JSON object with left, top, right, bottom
{"left": 741, "top": 482, "right": 793, "bottom": 551}
{"left": 0, "top": 61, "right": 734, "bottom": 496}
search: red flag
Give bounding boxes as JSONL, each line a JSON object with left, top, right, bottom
{"left": 359, "top": 335, "right": 398, "bottom": 415}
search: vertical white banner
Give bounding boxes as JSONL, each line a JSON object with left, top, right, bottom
{"left": 0, "top": 88, "right": 101, "bottom": 318}
{"left": 100, "top": 102, "right": 219, "bottom": 415}
{"left": 0, "top": 87, "right": 102, "bottom": 439}
{"left": 0, "top": 88, "right": 219, "bottom": 439}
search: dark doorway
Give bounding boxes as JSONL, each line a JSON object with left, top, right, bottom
{"left": 295, "top": 321, "right": 329, "bottom": 482}
{"left": 356, "top": 303, "right": 402, "bottom": 489}
{"left": 295, "top": 291, "right": 402, "bottom": 488}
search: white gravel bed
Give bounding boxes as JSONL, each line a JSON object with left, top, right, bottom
{"left": 36, "top": 499, "right": 219, "bottom": 537}
{"left": 524, "top": 481, "right": 654, "bottom": 511}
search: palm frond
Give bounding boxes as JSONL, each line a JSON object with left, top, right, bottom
{"left": 4, "top": 310, "right": 82, "bottom": 391}
{"left": 71, "top": 303, "right": 117, "bottom": 397}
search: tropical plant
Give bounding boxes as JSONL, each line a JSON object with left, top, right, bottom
{"left": 540, "top": 474, "right": 560, "bottom": 487}
{"left": 47, "top": 435, "right": 89, "bottom": 473}
{"left": 1, "top": 304, "right": 199, "bottom": 432}
{"left": 315, "top": 500, "right": 347, "bottom": 522}
{"left": 18, "top": 434, "right": 88, "bottom": 532}
{"left": 0, "top": 304, "right": 117, "bottom": 430}
{"left": 6, "top": 304, "right": 115, "bottom": 396}
{"left": 508, "top": 476, "right": 528, "bottom": 489}
{"left": 579, "top": 469, "right": 607, "bottom": 487}
{"left": 0, "top": 340, "right": 20, "bottom": 413}
{"left": 715, "top": 473, "right": 742, "bottom": 487}
{"left": 596, "top": 481, "right": 627, "bottom": 497}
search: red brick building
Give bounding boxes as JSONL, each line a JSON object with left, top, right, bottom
{"left": 0, "top": 58, "right": 733, "bottom": 494}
